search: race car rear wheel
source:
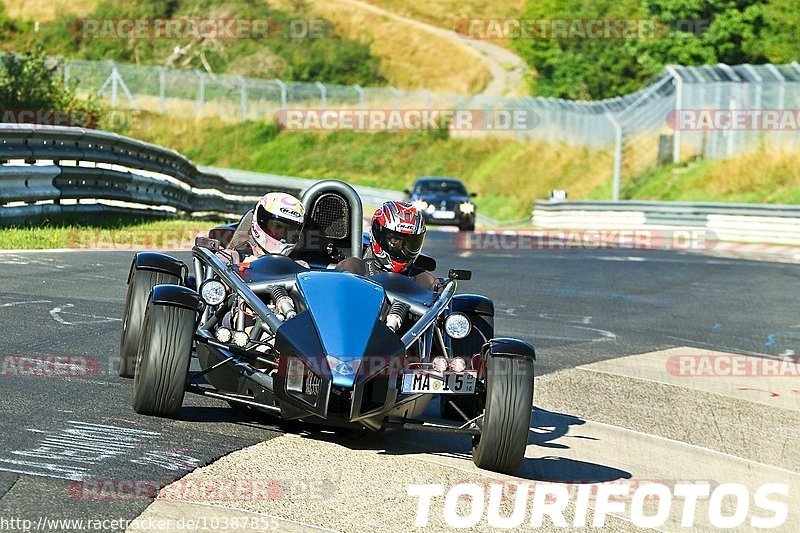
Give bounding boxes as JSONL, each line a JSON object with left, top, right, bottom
{"left": 118, "top": 269, "right": 180, "bottom": 378}
{"left": 132, "top": 302, "right": 194, "bottom": 418}
{"left": 471, "top": 354, "right": 534, "bottom": 473}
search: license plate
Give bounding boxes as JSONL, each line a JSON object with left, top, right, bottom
{"left": 431, "top": 211, "right": 455, "bottom": 219}
{"left": 401, "top": 371, "right": 477, "bottom": 394}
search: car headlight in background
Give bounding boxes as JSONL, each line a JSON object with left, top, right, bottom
{"left": 412, "top": 200, "right": 429, "bottom": 211}
{"left": 459, "top": 202, "right": 475, "bottom": 214}
{"left": 200, "top": 279, "right": 227, "bottom": 306}
{"left": 444, "top": 313, "right": 471, "bottom": 339}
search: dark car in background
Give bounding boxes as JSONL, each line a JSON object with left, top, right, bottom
{"left": 405, "top": 177, "right": 477, "bottom": 231}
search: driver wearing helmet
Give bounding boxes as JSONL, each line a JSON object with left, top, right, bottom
{"left": 220, "top": 192, "right": 307, "bottom": 265}
{"left": 338, "top": 201, "right": 440, "bottom": 291}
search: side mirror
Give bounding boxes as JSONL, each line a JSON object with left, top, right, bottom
{"left": 470, "top": 192, "right": 478, "bottom": 198}
{"left": 403, "top": 188, "right": 411, "bottom": 195}
{"left": 448, "top": 268, "right": 472, "bottom": 280}
{"left": 195, "top": 236, "right": 220, "bottom": 252}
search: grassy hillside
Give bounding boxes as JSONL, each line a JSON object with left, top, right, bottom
{"left": 613, "top": 149, "right": 800, "bottom": 204}
{"left": 123, "top": 113, "right": 613, "bottom": 221}
{"left": 358, "top": 0, "right": 524, "bottom": 52}
{"left": 288, "top": 0, "right": 491, "bottom": 93}
{"left": 1, "top": 0, "right": 97, "bottom": 21}
{"left": 121, "top": 114, "right": 800, "bottom": 221}
{"left": 0, "top": 0, "right": 385, "bottom": 86}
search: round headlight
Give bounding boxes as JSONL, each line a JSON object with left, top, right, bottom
{"left": 444, "top": 313, "right": 471, "bottom": 339}
{"left": 233, "top": 331, "right": 249, "bottom": 348}
{"left": 449, "top": 357, "right": 467, "bottom": 372}
{"left": 459, "top": 202, "right": 475, "bottom": 214}
{"left": 432, "top": 356, "right": 448, "bottom": 373}
{"left": 412, "top": 200, "right": 428, "bottom": 211}
{"left": 215, "top": 327, "right": 232, "bottom": 343}
{"left": 200, "top": 280, "right": 226, "bottom": 306}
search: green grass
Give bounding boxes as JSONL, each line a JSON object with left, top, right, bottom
{"left": 126, "top": 113, "right": 615, "bottom": 221}
{"left": 598, "top": 148, "right": 800, "bottom": 204}
{"left": 0, "top": 217, "right": 218, "bottom": 249}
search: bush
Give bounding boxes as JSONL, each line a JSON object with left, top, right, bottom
{"left": 0, "top": 47, "right": 104, "bottom": 128}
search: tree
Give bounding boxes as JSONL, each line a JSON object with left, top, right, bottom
{"left": 514, "top": 0, "right": 799, "bottom": 100}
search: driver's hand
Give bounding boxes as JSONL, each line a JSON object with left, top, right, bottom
{"left": 431, "top": 279, "right": 444, "bottom": 293}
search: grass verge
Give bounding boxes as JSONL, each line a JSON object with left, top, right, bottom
{"left": 0, "top": 217, "right": 217, "bottom": 250}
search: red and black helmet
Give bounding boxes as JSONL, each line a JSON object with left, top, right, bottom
{"left": 370, "top": 201, "right": 427, "bottom": 273}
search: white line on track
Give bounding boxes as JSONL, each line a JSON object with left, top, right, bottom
{"left": 49, "top": 304, "right": 122, "bottom": 325}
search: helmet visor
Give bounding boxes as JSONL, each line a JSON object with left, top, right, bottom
{"left": 377, "top": 227, "right": 425, "bottom": 263}
{"left": 256, "top": 205, "right": 303, "bottom": 244}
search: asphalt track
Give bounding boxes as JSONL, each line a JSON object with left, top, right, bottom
{"left": 0, "top": 231, "right": 798, "bottom": 531}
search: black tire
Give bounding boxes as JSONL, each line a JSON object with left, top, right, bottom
{"left": 132, "top": 303, "right": 195, "bottom": 417}
{"left": 440, "top": 312, "right": 492, "bottom": 420}
{"left": 472, "top": 355, "right": 534, "bottom": 473}
{"left": 118, "top": 269, "right": 180, "bottom": 378}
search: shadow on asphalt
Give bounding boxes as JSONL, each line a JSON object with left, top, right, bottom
{"left": 227, "top": 404, "right": 632, "bottom": 485}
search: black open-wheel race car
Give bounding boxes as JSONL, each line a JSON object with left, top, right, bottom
{"left": 118, "top": 181, "right": 535, "bottom": 473}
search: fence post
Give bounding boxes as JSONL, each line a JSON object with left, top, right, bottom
{"left": 765, "top": 63, "right": 785, "bottom": 111}
{"left": 717, "top": 63, "right": 742, "bottom": 158}
{"left": 665, "top": 66, "right": 683, "bottom": 163}
{"left": 315, "top": 81, "right": 327, "bottom": 110}
{"left": 606, "top": 112, "right": 623, "bottom": 201}
{"left": 727, "top": 93, "right": 738, "bottom": 157}
{"left": 238, "top": 75, "right": 247, "bottom": 121}
{"left": 196, "top": 70, "right": 206, "bottom": 115}
{"left": 354, "top": 84, "right": 365, "bottom": 111}
{"left": 275, "top": 80, "right": 287, "bottom": 112}
{"left": 110, "top": 62, "right": 119, "bottom": 109}
{"left": 158, "top": 67, "right": 166, "bottom": 115}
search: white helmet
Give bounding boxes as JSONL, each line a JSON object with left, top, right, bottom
{"left": 251, "top": 192, "right": 305, "bottom": 256}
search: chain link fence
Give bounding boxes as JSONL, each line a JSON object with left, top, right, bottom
{"left": 9, "top": 57, "right": 800, "bottom": 199}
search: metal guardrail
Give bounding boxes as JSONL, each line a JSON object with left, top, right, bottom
{"left": 532, "top": 200, "right": 800, "bottom": 245}
{"left": 0, "top": 124, "right": 515, "bottom": 229}
{"left": 0, "top": 124, "right": 303, "bottom": 223}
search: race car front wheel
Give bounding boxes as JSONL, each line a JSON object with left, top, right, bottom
{"left": 471, "top": 353, "right": 534, "bottom": 473}
{"left": 132, "top": 299, "right": 195, "bottom": 418}
{"left": 118, "top": 269, "right": 180, "bottom": 378}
